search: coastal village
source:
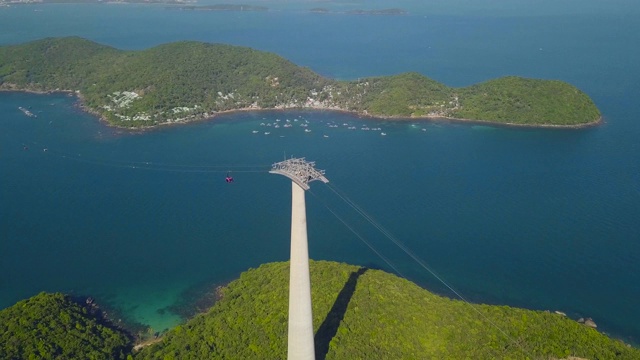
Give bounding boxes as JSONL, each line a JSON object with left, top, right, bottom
{"left": 99, "top": 78, "right": 460, "bottom": 127}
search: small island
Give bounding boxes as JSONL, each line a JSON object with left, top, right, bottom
{"left": 310, "top": 8, "right": 408, "bottom": 16}
{"left": 1, "top": 261, "right": 637, "bottom": 359}
{"left": 346, "top": 8, "right": 408, "bottom": 16}
{"left": 0, "top": 37, "right": 601, "bottom": 129}
{"left": 172, "top": 4, "right": 268, "bottom": 12}
{"left": 310, "top": 7, "right": 330, "bottom": 14}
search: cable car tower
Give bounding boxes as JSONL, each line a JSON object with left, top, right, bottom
{"left": 270, "top": 158, "right": 329, "bottom": 360}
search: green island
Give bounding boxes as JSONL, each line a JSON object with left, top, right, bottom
{"left": 1, "top": 261, "right": 637, "bottom": 359}
{"left": 0, "top": 37, "right": 601, "bottom": 129}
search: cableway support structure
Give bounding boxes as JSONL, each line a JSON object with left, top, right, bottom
{"left": 270, "top": 157, "right": 329, "bottom": 360}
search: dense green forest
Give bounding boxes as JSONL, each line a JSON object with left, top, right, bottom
{"left": 453, "top": 76, "right": 603, "bottom": 125}
{"left": 0, "top": 292, "right": 131, "bottom": 359}
{"left": 0, "top": 37, "right": 600, "bottom": 128}
{"left": 137, "top": 261, "right": 636, "bottom": 359}
{"left": 2, "top": 262, "right": 638, "bottom": 359}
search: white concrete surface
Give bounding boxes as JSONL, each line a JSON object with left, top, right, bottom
{"left": 287, "top": 182, "right": 316, "bottom": 360}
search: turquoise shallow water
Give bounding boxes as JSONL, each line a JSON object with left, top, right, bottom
{"left": 1, "top": 2, "right": 640, "bottom": 343}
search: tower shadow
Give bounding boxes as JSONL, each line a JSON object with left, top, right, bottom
{"left": 314, "top": 267, "right": 368, "bottom": 360}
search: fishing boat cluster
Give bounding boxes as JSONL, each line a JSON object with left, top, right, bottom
{"left": 249, "top": 116, "right": 412, "bottom": 137}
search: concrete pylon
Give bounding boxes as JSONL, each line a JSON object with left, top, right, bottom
{"left": 269, "top": 157, "right": 328, "bottom": 360}
{"left": 288, "top": 182, "right": 315, "bottom": 360}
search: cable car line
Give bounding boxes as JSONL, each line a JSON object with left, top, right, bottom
{"left": 318, "top": 181, "right": 532, "bottom": 358}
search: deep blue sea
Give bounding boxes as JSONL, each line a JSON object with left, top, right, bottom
{"left": 1, "top": 0, "right": 639, "bottom": 344}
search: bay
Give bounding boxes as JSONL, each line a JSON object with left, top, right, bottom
{"left": 1, "top": 1, "right": 639, "bottom": 344}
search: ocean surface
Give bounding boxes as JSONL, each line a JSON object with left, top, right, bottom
{"left": 1, "top": 0, "right": 639, "bottom": 344}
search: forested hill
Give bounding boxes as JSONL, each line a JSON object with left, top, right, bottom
{"left": 140, "top": 261, "right": 637, "bottom": 359}
{"left": 2, "top": 262, "right": 638, "bottom": 359}
{"left": 0, "top": 292, "right": 131, "bottom": 359}
{"left": 0, "top": 37, "right": 601, "bottom": 128}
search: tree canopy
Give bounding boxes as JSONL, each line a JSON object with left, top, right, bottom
{"left": 2, "top": 263, "right": 637, "bottom": 359}
{"left": 0, "top": 37, "right": 600, "bottom": 128}
{"left": 136, "top": 261, "right": 637, "bottom": 359}
{"left": 0, "top": 292, "right": 131, "bottom": 360}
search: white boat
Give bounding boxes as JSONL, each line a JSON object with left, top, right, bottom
{"left": 264, "top": 132, "right": 271, "bottom": 135}
{"left": 18, "top": 107, "right": 36, "bottom": 118}
{"left": 304, "top": 129, "right": 312, "bottom": 133}
{"left": 252, "top": 130, "right": 259, "bottom": 133}
{"left": 381, "top": 132, "right": 387, "bottom": 136}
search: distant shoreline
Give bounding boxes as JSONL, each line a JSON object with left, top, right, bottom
{"left": 336, "top": 108, "right": 603, "bottom": 129}
{"left": 0, "top": 0, "right": 191, "bottom": 5}
{"left": 1, "top": 88, "right": 602, "bottom": 131}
